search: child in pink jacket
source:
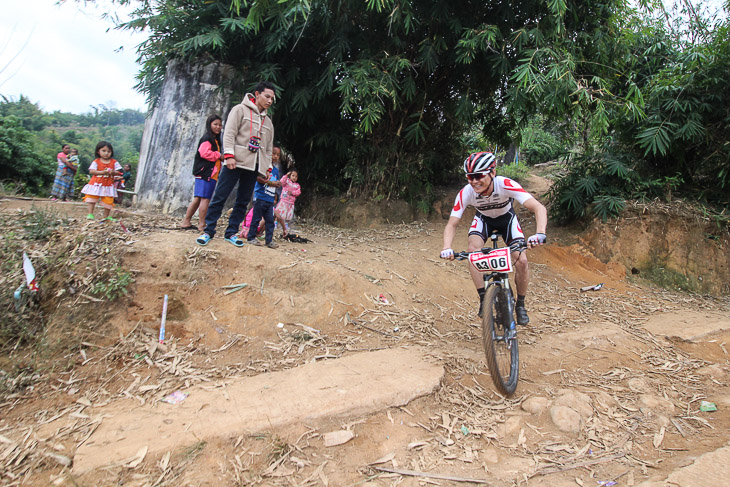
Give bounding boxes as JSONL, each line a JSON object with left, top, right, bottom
{"left": 274, "top": 170, "right": 301, "bottom": 237}
{"left": 238, "top": 207, "right": 265, "bottom": 239}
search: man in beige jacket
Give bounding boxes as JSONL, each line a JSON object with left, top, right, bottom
{"left": 197, "top": 81, "right": 277, "bottom": 247}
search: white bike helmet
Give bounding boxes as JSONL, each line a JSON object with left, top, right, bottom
{"left": 463, "top": 151, "right": 497, "bottom": 174}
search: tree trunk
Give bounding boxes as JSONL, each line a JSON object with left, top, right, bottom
{"left": 135, "top": 60, "right": 235, "bottom": 213}
{"left": 503, "top": 144, "right": 518, "bottom": 165}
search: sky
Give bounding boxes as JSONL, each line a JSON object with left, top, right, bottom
{"left": 0, "top": 0, "right": 148, "bottom": 114}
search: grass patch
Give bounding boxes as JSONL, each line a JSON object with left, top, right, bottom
{"left": 90, "top": 264, "right": 135, "bottom": 300}
{"left": 20, "top": 205, "right": 68, "bottom": 240}
{"left": 639, "top": 254, "right": 699, "bottom": 293}
{"left": 498, "top": 162, "right": 530, "bottom": 181}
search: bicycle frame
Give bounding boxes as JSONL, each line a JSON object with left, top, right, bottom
{"left": 455, "top": 232, "right": 525, "bottom": 395}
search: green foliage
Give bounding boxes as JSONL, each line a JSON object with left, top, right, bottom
{"left": 547, "top": 2, "right": 730, "bottom": 221}
{"left": 108, "top": 0, "right": 625, "bottom": 199}
{"left": 0, "top": 97, "right": 143, "bottom": 195}
{"left": 498, "top": 162, "right": 530, "bottom": 182}
{"left": 519, "top": 118, "right": 567, "bottom": 165}
{"left": 548, "top": 149, "right": 632, "bottom": 222}
{"left": 0, "top": 95, "right": 50, "bottom": 131}
{"left": 20, "top": 205, "right": 68, "bottom": 241}
{"left": 0, "top": 116, "right": 53, "bottom": 192}
{"left": 90, "top": 265, "right": 135, "bottom": 301}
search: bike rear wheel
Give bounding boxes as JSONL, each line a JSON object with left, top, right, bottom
{"left": 481, "top": 285, "right": 519, "bottom": 395}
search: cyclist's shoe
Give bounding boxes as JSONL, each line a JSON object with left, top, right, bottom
{"left": 515, "top": 305, "right": 530, "bottom": 326}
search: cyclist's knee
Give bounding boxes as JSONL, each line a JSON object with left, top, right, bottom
{"left": 467, "top": 238, "right": 484, "bottom": 252}
{"left": 514, "top": 254, "right": 528, "bottom": 271}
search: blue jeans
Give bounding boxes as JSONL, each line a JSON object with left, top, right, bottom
{"left": 247, "top": 199, "right": 275, "bottom": 244}
{"left": 203, "top": 166, "right": 257, "bottom": 238}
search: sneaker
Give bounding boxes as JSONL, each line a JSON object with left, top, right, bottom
{"left": 247, "top": 239, "right": 262, "bottom": 246}
{"left": 515, "top": 305, "right": 530, "bottom": 326}
{"left": 266, "top": 241, "right": 279, "bottom": 249}
{"left": 224, "top": 235, "right": 245, "bottom": 247}
{"left": 196, "top": 233, "right": 212, "bottom": 246}
{"left": 103, "top": 216, "right": 118, "bottom": 222}
{"left": 86, "top": 213, "right": 95, "bottom": 220}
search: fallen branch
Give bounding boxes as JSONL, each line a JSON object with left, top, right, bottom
{"left": 374, "top": 467, "right": 490, "bottom": 484}
{"left": 534, "top": 453, "right": 625, "bottom": 476}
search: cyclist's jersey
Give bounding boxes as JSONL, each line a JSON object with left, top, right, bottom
{"left": 450, "top": 176, "right": 533, "bottom": 219}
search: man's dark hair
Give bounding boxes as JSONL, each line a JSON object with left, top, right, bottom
{"left": 254, "top": 81, "right": 276, "bottom": 94}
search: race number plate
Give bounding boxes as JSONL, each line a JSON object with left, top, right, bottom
{"left": 469, "top": 248, "right": 513, "bottom": 273}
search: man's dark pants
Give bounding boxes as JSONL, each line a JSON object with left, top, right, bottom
{"left": 203, "top": 166, "right": 257, "bottom": 239}
{"left": 247, "top": 199, "right": 275, "bottom": 244}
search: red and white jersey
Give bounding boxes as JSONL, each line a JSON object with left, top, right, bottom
{"left": 450, "top": 176, "right": 533, "bottom": 219}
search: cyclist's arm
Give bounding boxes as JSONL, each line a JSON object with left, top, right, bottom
{"left": 442, "top": 216, "right": 461, "bottom": 252}
{"left": 522, "top": 197, "right": 547, "bottom": 234}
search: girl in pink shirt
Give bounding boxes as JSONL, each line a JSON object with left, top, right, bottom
{"left": 274, "top": 170, "right": 301, "bottom": 237}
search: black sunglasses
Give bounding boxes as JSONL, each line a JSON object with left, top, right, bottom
{"left": 467, "top": 172, "right": 490, "bottom": 181}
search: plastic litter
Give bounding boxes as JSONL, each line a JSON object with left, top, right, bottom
{"left": 597, "top": 481, "right": 617, "bottom": 487}
{"left": 159, "top": 294, "right": 168, "bottom": 344}
{"left": 460, "top": 425, "right": 470, "bottom": 435}
{"left": 700, "top": 400, "right": 717, "bottom": 412}
{"left": 23, "top": 253, "right": 39, "bottom": 292}
{"left": 379, "top": 293, "right": 390, "bottom": 305}
{"left": 580, "top": 283, "right": 604, "bottom": 292}
{"left": 161, "top": 391, "right": 188, "bottom": 404}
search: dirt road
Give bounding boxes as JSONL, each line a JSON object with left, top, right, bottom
{"left": 1, "top": 196, "right": 729, "bottom": 486}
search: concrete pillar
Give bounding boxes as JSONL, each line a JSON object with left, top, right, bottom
{"left": 135, "top": 60, "right": 235, "bottom": 213}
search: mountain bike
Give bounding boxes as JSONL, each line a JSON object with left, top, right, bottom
{"left": 454, "top": 233, "right": 526, "bottom": 396}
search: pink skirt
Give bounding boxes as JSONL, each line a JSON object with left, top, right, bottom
{"left": 276, "top": 201, "right": 295, "bottom": 221}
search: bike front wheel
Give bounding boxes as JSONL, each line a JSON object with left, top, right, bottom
{"left": 481, "top": 286, "right": 519, "bottom": 395}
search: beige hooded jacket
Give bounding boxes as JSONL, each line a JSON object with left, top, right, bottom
{"left": 222, "top": 93, "right": 274, "bottom": 176}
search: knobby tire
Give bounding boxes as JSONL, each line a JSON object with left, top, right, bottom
{"left": 481, "top": 286, "right": 519, "bottom": 395}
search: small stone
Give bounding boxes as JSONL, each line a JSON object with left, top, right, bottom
{"left": 550, "top": 405, "right": 582, "bottom": 434}
{"left": 503, "top": 416, "right": 523, "bottom": 436}
{"left": 323, "top": 430, "right": 354, "bottom": 447}
{"left": 696, "top": 364, "right": 726, "bottom": 378}
{"left": 639, "top": 394, "right": 675, "bottom": 414}
{"left": 522, "top": 396, "right": 550, "bottom": 414}
{"left": 482, "top": 446, "right": 499, "bottom": 464}
{"left": 553, "top": 390, "right": 593, "bottom": 419}
{"left": 657, "top": 415, "right": 671, "bottom": 428}
{"left": 628, "top": 377, "right": 651, "bottom": 393}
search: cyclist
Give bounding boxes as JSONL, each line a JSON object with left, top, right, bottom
{"left": 440, "top": 152, "right": 547, "bottom": 325}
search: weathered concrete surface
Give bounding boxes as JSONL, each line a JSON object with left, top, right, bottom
{"left": 636, "top": 444, "right": 730, "bottom": 487}
{"left": 642, "top": 310, "right": 730, "bottom": 341}
{"left": 72, "top": 347, "right": 443, "bottom": 473}
{"left": 135, "top": 60, "right": 235, "bottom": 214}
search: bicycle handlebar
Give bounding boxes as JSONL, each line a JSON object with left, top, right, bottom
{"left": 453, "top": 242, "right": 527, "bottom": 261}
